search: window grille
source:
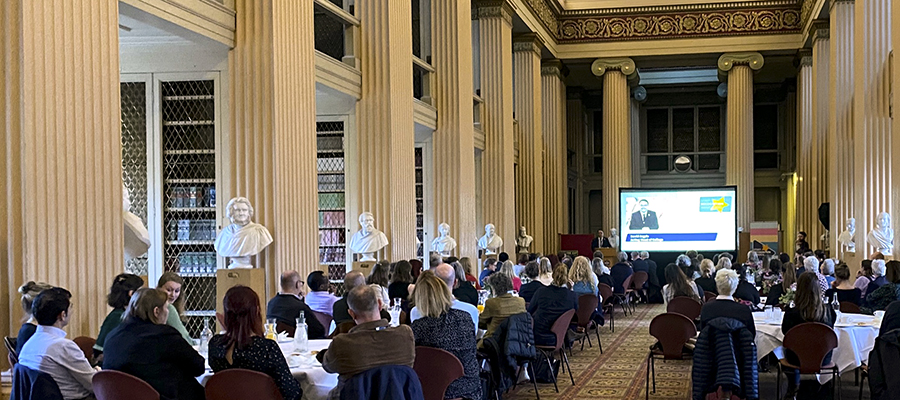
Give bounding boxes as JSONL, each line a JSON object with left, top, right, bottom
{"left": 121, "top": 82, "right": 149, "bottom": 276}
{"left": 317, "top": 121, "right": 347, "bottom": 280}
{"left": 415, "top": 148, "right": 425, "bottom": 260}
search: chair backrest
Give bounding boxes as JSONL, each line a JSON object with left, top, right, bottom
{"left": 704, "top": 291, "right": 717, "bottom": 303}
{"left": 547, "top": 309, "right": 576, "bottom": 350}
{"left": 667, "top": 296, "right": 703, "bottom": 320}
{"left": 839, "top": 301, "right": 861, "bottom": 313}
{"left": 620, "top": 274, "right": 634, "bottom": 293}
{"left": 782, "top": 322, "right": 839, "bottom": 374}
{"left": 275, "top": 321, "right": 295, "bottom": 337}
{"left": 72, "top": 336, "right": 95, "bottom": 361}
{"left": 413, "top": 346, "right": 464, "bottom": 400}
{"left": 11, "top": 363, "right": 64, "bottom": 400}
{"left": 597, "top": 283, "right": 614, "bottom": 305}
{"left": 93, "top": 370, "right": 160, "bottom": 400}
{"left": 575, "top": 295, "right": 599, "bottom": 328}
{"left": 631, "top": 271, "right": 649, "bottom": 289}
{"left": 205, "top": 368, "right": 284, "bottom": 400}
{"left": 8, "top": 352, "right": 16, "bottom": 369}
{"left": 311, "top": 310, "right": 332, "bottom": 333}
{"left": 4, "top": 336, "right": 17, "bottom": 357}
{"left": 649, "top": 313, "right": 697, "bottom": 359}
{"left": 329, "top": 321, "right": 356, "bottom": 338}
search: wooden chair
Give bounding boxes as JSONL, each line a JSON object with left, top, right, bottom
{"left": 275, "top": 321, "right": 295, "bottom": 337}
{"left": 93, "top": 370, "right": 160, "bottom": 400}
{"left": 839, "top": 301, "right": 861, "bottom": 314}
{"left": 597, "top": 283, "right": 616, "bottom": 332}
{"left": 704, "top": 291, "right": 718, "bottom": 303}
{"left": 614, "top": 275, "right": 634, "bottom": 315}
{"left": 629, "top": 271, "right": 650, "bottom": 305}
{"left": 206, "top": 368, "right": 284, "bottom": 400}
{"left": 535, "top": 309, "right": 577, "bottom": 393}
{"left": 647, "top": 313, "right": 697, "bottom": 400}
{"left": 310, "top": 310, "right": 332, "bottom": 335}
{"left": 72, "top": 336, "right": 95, "bottom": 362}
{"left": 4, "top": 336, "right": 17, "bottom": 366}
{"left": 776, "top": 322, "right": 840, "bottom": 400}
{"left": 413, "top": 347, "right": 464, "bottom": 400}
{"left": 573, "top": 294, "right": 602, "bottom": 353}
{"left": 667, "top": 296, "right": 703, "bottom": 321}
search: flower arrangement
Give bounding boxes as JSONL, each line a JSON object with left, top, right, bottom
{"left": 778, "top": 282, "right": 797, "bottom": 306}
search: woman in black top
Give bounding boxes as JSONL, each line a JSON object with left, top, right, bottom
{"left": 208, "top": 286, "right": 302, "bottom": 400}
{"left": 781, "top": 272, "right": 837, "bottom": 398}
{"left": 699, "top": 269, "right": 756, "bottom": 336}
{"left": 694, "top": 259, "right": 718, "bottom": 295}
{"left": 732, "top": 264, "right": 761, "bottom": 308}
{"left": 451, "top": 261, "right": 479, "bottom": 306}
{"left": 528, "top": 265, "right": 577, "bottom": 347}
{"left": 518, "top": 261, "right": 546, "bottom": 303}
{"left": 824, "top": 264, "right": 862, "bottom": 305}
{"left": 103, "top": 288, "right": 206, "bottom": 400}
{"left": 767, "top": 264, "right": 796, "bottom": 307}
{"left": 388, "top": 260, "right": 414, "bottom": 307}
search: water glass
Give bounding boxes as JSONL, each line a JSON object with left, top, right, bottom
{"left": 773, "top": 307, "right": 783, "bottom": 322}
{"left": 764, "top": 306, "right": 773, "bottom": 322}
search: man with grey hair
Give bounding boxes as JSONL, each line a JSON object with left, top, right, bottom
{"left": 698, "top": 269, "right": 756, "bottom": 336}
{"left": 610, "top": 252, "right": 633, "bottom": 294}
{"left": 318, "top": 285, "right": 415, "bottom": 397}
{"left": 267, "top": 270, "right": 326, "bottom": 339}
{"left": 333, "top": 271, "right": 389, "bottom": 325}
{"left": 641, "top": 251, "right": 662, "bottom": 303}
{"left": 429, "top": 252, "right": 443, "bottom": 269}
{"left": 410, "top": 264, "right": 479, "bottom": 332}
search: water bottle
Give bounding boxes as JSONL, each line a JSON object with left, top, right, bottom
{"left": 831, "top": 293, "right": 840, "bottom": 312}
{"left": 294, "top": 312, "right": 309, "bottom": 353}
{"left": 199, "top": 317, "right": 213, "bottom": 356}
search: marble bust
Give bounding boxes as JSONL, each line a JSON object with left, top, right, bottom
{"left": 431, "top": 222, "right": 457, "bottom": 256}
{"left": 867, "top": 212, "right": 894, "bottom": 256}
{"left": 609, "top": 228, "right": 619, "bottom": 249}
{"left": 516, "top": 226, "right": 533, "bottom": 253}
{"left": 123, "top": 185, "right": 151, "bottom": 261}
{"left": 214, "top": 197, "right": 273, "bottom": 268}
{"left": 838, "top": 218, "right": 856, "bottom": 254}
{"left": 349, "top": 212, "right": 389, "bottom": 261}
{"left": 478, "top": 223, "right": 503, "bottom": 255}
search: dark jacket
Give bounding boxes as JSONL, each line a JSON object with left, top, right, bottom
{"left": 610, "top": 262, "right": 633, "bottom": 294}
{"left": 695, "top": 277, "right": 718, "bottom": 295}
{"left": 591, "top": 237, "right": 611, "bottom": 249}
{"left": 869, "top": 328, "right": 900, "bottom": 400}
{"left": 15, "top": 324, "right": 36, "bottom": 355}
{"left": 646, "top": 259, "right": 660, "bottom": 288}
{"left": 733, "top": 281, "right": 761, "bottom": 308}
{"left": 102, "top": 319, "right": 206, "bottom": 400}
{"left": 700, "top": 299, "right": 756, "bottom": 337}
{"left": 453, "top": 282, "right": 479, "bottom": 307}
{"left": 334, "top": 297, "right": 392, "bottom": 326}
{"left": 632, "top": 259, "right": 650, "bottom": 275}
{"left": 340, "top": 365, "right": 424, "bottom": 400}
{"left": 528, "top": 285, "right": 577, "bottom": 346}
{"left": 518, "top": 281, "right": 544, "bottom": 303}
{"left": 866, "top": 276, "right": 889, "bottom": 302}
{"left": 691, "top": 317, "right": 758, "bottom": 400}
{"left": 267, "top": 294, "right": 326, "bottom": 339}
{"left": 486, "top": 313, "right": 535, "bottom": 394}
{"left": 12, "top": 364, "right": 64, "bottom": 400}
{"left": 824, "top": 288, "right": 862, "bottom": 306}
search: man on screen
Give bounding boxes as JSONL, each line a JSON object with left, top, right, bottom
{"left": 629, "top": 199, "right": 659, "bottom": 230}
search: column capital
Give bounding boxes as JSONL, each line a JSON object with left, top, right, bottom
{"left": 513, "top": 33, "right": 543, "bottom": 56}
{"left": 718, "top": 52, "right": 764, "bottom": 72}
{"left": 797, "top": 49, "right": 813, "bottom": 67}
{"left": 829, "top": 0, "right": 854, "bottom": 12}
{"left": 472, "top": 0, "right": 513, "bottom": 26}
{"left": 590, "top": 57, "right": 636, "bottom": 78}
{"left": 810, "top": 20, "right": 830, "bottom": 42}
{"left": 541, "top": 59, "right": 568, "bottom": 80}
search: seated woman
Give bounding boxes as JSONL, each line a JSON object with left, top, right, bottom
{"left": 388, "top": 260, "right": 415, "bottom": 308}
{"left": 157, "top": 272, "right": 193, "bottom": 344}
{"left": 694, "top": 259, "right": 718, "bottom": 295}
{"left": 732, "top": 264, "right": 761, "bottom": 308}
{"left": 760, "top": 259, "right": 783, "bottom": 296}
{"left": 479, "top": 273, "right": 526, "bottom": 342}
{"left": 537, "top": 258, "right": 554, "bottom": 286}
{"left": 498, "top": 261, "right": 522, "bottom": 291}
{"left": 451, "top": 261, "right": 479, "bottom": 307}
{"left": 528, "top": 265, "right": 578, "bottom": 347}
{"left": 15, "top": 281, "right": 53, "bottom": 354}
{"left": 208, "top": 286, "right": 302, "bottom": 400}
{"left": 864, "top": 260, "right": 900, "bottom": 313}
{"left": 460, "top": 257, "right": 482, "bottom": 290}
{"left": 854, "top": 260, "right": 875, "bottom": 300}
{"left": 95, "top": 274, "right": 144, "bottom": 358}
{"left": 592, "top": 258, "right": 615, "bottom": 289}
{"left": 103, "top": 288, "right": 206, "bottom": 400}
{"left": 569, "top": 256, "right": 598, "bottom": 297}
{"left": 518, "top": 261, "right": 545, "bottom": 303}
{"left": 824, "top": 264, "right": 862, "bottom": 305}
{"left": 781, "top": 272, "right": 837, "bottom": 398}
{"left": 766, "top": 265, "right": 797, "bottom": 307}
{"left": 410, "top": 272, "right": 482, "bottom": 400}
{"left": 699, "top": 269, "right": 755, "bottom": 336}
{"left": 662, "top": 263, "right": 701, "bottom": 305}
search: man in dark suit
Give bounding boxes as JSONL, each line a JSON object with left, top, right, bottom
{"left": 591, "top": 230, "right": 612, "bottom": 251}
{"left": 333, "top": 271, "right": 391, "bottom": 326}
{"left": 641, "top": 251, "right": 663, "bottom": 303}
{"left": 629, "top": 199, "right": 659, "bottom": 230}
{"left": 267, "top": 270, "right": 326, "bottom": 339}
{"left": 610, "top": 252, "right": 634, "bottom": 294}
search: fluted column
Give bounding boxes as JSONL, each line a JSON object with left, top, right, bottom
{"left": 719, "top": 52, "right": 764, "bottom": 231}
{"left": 591, "top": 58, "right": 636, "bottom": 234}
{"left": 812, "top": 26, "right": 830, "bottom": 251}
{"left": 513, "top": 34, "right": 544, "bottom": 252}
{"left": 853, "top": 0, "right": 892, "bottom": 257}
{"left": 542, "top": 60, "right": 567, "bottom": 254}
{"left": 474, "top": 0, "right": 515, "bottom": 253}
{"left": 357, "top": 0, "right": 416, "bottom": 260}
{"left": 783, "top": 91, "right": 798, "bottom": 254}
{"left": 1, "top": 0, "right": 122, "bottom": 340}
{"left": 567, "top": 92, "right": 587, "bottom": 234}
{"left": 432, "top": 0, "right": 478, "bottom": 260}
{"left": 830, "top": 1, "right": 855, "bottom": 260}
{"left": 796, "top": 53, "right": 814, "bottom": 251}
{"left": 229, "top": 0, "right": 319, "bottom": 288}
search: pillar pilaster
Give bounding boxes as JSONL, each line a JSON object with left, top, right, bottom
{"left": 542, "top": 60, "right": 567, "bottom": 254}
{"left": 719, "top": 52, "right": 764, "bottom": 231}
{"left": 796, "top": 52, "right": 814, "bottom": 250}
{"left": 893, "top": 0, "right": 900, "bottom": 258}
{"left": 513, "top": 34, "right": 544, "bottom": 252}
{"left": 812, "top": 25, "right": 830, "bottom": 252}
{"left": 591, "top": 58, "right": 636, "bottom": 235}
{"left": 432, "top": 0, "right": 477, "bottom": 260}
{"left": 474, "top": 0, "right": 515, "bottom": 253}
{"left": 567, "top": 92, "right": 587, "bottom": 235}
{"left": 829, "top": 0, "right": 855, "bottom": 261}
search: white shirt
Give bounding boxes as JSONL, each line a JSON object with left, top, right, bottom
{"left": 716, "top": 295, "right": 735, "bottom": 301}
{"left": 18, "top": 326, "right": 95, "bottom": 400}
{"left": 513, "top": 263, "right": 526, "bottom": 278}
{"left": 305, "top": 291, "right": 340, "bottom": 316}
{"left": 410, "top": 299, "right": 479, "bottom": 334}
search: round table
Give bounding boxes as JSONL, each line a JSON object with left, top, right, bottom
{"left": 752, "top": 311, "right": 880, "bottom": 383}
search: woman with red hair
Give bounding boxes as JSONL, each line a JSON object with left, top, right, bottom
{"left": 208, "top": 286, "right": 302, "bottom": 400}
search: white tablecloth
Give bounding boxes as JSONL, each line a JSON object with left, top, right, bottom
{"left": 752, "top": 312, "right": 880, "bottom": 384}
{"left": 198, "top": 339, "right": 338, "bottom": 400}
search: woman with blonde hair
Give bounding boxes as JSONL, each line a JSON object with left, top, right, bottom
{"left": 537, "top": 257, "right": 554, "bottom": 285}
{"left": 498, "top": 260, "right": 522, "bottom": 291}
{"left": 569, "top": 256, "right": 598, "bottom": 296}
{"left": 15, "top": 281, "right": 54, "bottom": 354}
{"left": 694, "top": 259, "right": 718, "bottom": 295}
{"left": 528, "top": 265, "right": 578, "bottom": 346}
{"left": 459, "top": 257, "right": 482, "bottom": 290}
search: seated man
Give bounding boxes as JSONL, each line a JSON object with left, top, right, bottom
{"left": 479, "top": 258, "right": 497, "bottom": 287}
{"left": 18, "top": 287, "right": 96, "bottom": 400}
{"left": 304, "top": 271, "right": 340, "bottom": 316}
{"left": 267, "top": 270, "right": 326, "bottom": 339}
{"left": 699, "top": 269, "right": 756, "bottom": 337}
{"left": 317, "top": 285, "right": 415, "bottom": 398}
{"left": 332, "top": 271, "right": 383, "bottom": 326}
{"left": 410, "top": 264, "right": 479, "bottom": 333}
{"left": 610, "top": 252, "right": 634, "bottom": 294}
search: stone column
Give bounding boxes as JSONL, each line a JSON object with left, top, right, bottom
{"left": 542, "top": 60, "right": 567, "bottom": 254}
{"left": 829, "top": 1, "right": 855, "bottom": 260}
{"left": 432, "top": 0, "right": 477, "bottom": 260}
{"left": 1, "top": 0, "right": 122, "bottom": 339}
{"left": 853, "top": 0, "right": 892, "bottom": 257}
{"left": 513, "top": 34, "right": 544, "bottom": 252}
{"left": 356, "top": 0, "right": 416, "bottom": 260}
{"left": 719, "top": 52, "right": 764, "bottom": 231}
{"left": 591, "top": 58, "right": 636, "bottom": 234}
{"left": 796, "top": 52, "right": 814, "bottom": 251}
{"left": 812, "top": 25, "right": 830, "bottom": 251}
{"left": 567, "top": 92, "right": 587, "bottom": 234}
{"left": 474, "top": 0, "right": 515, "bottom": 253}
{"left": 782, "top": 91, "right": 798, "bottom": 254}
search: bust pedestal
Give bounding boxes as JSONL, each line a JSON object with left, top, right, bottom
{"left": 216, "top": 268, "right": 267, "bottom": 329}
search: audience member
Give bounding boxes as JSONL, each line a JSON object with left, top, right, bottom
{"left": 388, "top": 260, "right": 415, "bottom": 306}
{"left": 157, "top": 272, "right": 192, "bottom": 344}
{"left": 409, "top": 273, "right": 482, "bottom": 400}
{"left": 451, "top": 261, "right": 479, "bottom": 306}
{"left": 317, "top": 285, "right": 415, "bottom": 397}
{"left": 305, "top": 271, "right": 340, "bottom": 316}
{"left": 410, "top": 258, "right": 424, "bottom": 280}
{"left": 699, "top": 269, "right": 756, "bottom": 337}
{"left": 479, "top": 258, "right": 498, "bottom": 287}
{"left": 591, "top": 229, "right": 611, "bottom": 250}
{"left": 766, "top": 264, "right": 797, "bottom": 307}
{"left": 267, "top": 271, "right": 326, "bottom": 339}
{"left": 528, "top": 265, "right": 578, "bottom": 347}
{"left": 631, "top": 252, "right": 649, "bottom": 274}
{"left": 662, "top": 263, "right": 701, "bottom": 305}
{"left": 460, "top": 257, "right": 482, "bottom": 290}
{"left": 715, "top": 256, "right": 732, "bottom": 275}
{"left": 779, "top": 252, "right": 791, "bottom": 265}
{"left": 209, "top": 286, "right": 301, "bottom": 400}
{"left": 855, "top": 260, "right": 875, "bottom": 300}
{"left": 593, "top": 258, "right": 615, "bottom": 288}
{"left": 732, "top": 264, "right": 761, "bottom": 308}
{"left": 865, "top": 261, "right": 900, "bottom": 312}
{"left": 694, "top": 259, "right": 718, "bottom": 295}
{"left": 795, "top": 231, "right": 810, "bottom": 256}
{"left": 814, "top": 250, "right": 826, "bottom": 266}
{"left": 760, "top": 258, "right": 783, "bottom": 296}
{"left": 366, "top": 260, "right": 391, "bottom": 307}
{"left": 499, "top": 252, "right": 510, "bottom": 263}
{"left": 677, "top": 254, "right": 700, "bottom": 281}
{"left": 411, "top": 266, "right": 479, "bottom": 331}
{"left": 821, "top": 259, "right": 836, "bottom": 286}
{"left": 781, "top": 272, "right": 836, "bottom": 399}
{"left": 18, "top": 287, "right": 95, "bottom": 400}
{"left": 537, "top": 257, "right": 554, "bottom": 285}
{"left": 519, "top": 261, "right": 545, "bottom": 303}
{"left": 104, "top": 288, "right": 206, "bottom": 400}
{"left": 14, "top": 281, "right": 54, "bottom": 354}
{"left": 479, "top": 273, "right": 526, "bottom": 342}
{"left": 866, "top": 260, "right": 889, "bottom": 302}
{"left": 878, "top": 300, "right": 900, "bottom": 335}
{"left": 514, "top": 254, "right": 528, "bottom": 278}
{"left": 429, "top": 252, "right": 443, "bottom": 269}
{"left": 95, "top": 273, "right": 144, "bottom": 355}
{"left": 498, "top": 260, "right": 522, "bottom": 291}
{"left": 610, "top": 252, "right": 633, "bottom": 294}
{"left": 802, "top": 256, "right": 829, "bottom": 294}
{"left": 333, "top": 271, "right": 370, "bottom": 325}
{"left": 641, "top": 251, "right": 662, "bottom": 303}
{"left": 569, "top": 256, "right": 598, "bottom": 297}
{"left": 824, "top": 264, "right": 862, "bottom": 305}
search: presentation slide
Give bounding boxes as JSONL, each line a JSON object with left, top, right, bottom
{"left": 619, "top": 187, "right": 737, "bottom": 252}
